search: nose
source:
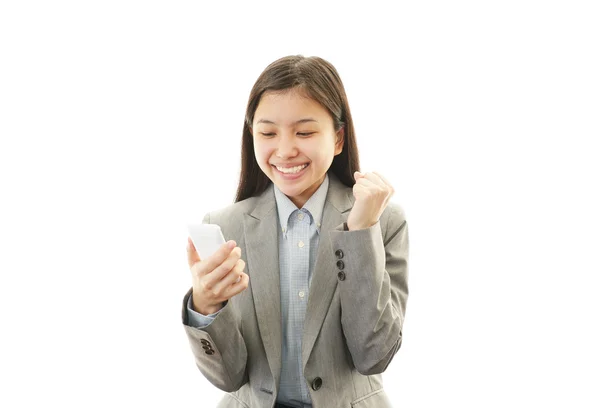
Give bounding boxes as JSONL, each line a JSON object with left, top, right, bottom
{"left": 276, "top": 133, "right": 298, "bottom": 159}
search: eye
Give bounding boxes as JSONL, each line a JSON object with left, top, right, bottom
{"left": 260, "top": 132, "right": 276, "bottom": 137}
{"left": 297, "top": 132, "right": 315, "bottom": 137}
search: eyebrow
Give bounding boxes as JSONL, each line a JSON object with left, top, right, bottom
{"left": 255, "top": 118, "right": 319, "bottom": 125}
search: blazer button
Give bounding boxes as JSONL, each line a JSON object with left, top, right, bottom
{"left": 200, "top": 339, "right": 210, "bottom": 346}
{"left": 335, "top": 249, "right": 344, "bottom": 259}
{"left": 202, "top": 345, "right": 212, "bottom": 351}
{"left": 311, "top": 377, "right": 323, "bottom": 391}
{"left": 337, "top": 271, "right": 346, "bottom": 281}
{"left": 205, "top": 349, "right": 215, "bottom": 355}
{"left": 336, "top": 260, "right": 345, "bottom": 270}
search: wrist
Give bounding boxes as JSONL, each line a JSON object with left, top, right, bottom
{"left": 192, "top": 296, "right": 223, "bottom": 315}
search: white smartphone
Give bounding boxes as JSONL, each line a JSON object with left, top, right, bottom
{"left": 187, "top": 223, "right": 226, "bottom": 260}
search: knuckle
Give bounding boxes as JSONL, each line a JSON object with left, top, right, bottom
{"left": 199, "top": 279, "right": 212, "bottom": 292}
{"left": 223, "top": 260, "right": 235, "bottom": 273}
{"left": 195, "top": 264, "right": 208, "bottom": 278}
{"left": 217, "top": 264, "right": 229, "bottom": 276}
{"left": 218, "top": 247, "right": 230, "bottom": 260}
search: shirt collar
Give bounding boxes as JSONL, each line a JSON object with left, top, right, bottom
{"left": 273, "top": 173, "right": 329, "bottom": 236}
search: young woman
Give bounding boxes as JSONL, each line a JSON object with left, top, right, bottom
{"left": 182, "top": 55, "right": 409, "bottom": 408}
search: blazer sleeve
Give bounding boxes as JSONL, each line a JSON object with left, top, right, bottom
{"left": 186, "top": 295, "right": 221, "bottom": 328}
{"left": 181, "top": 213, "right": 248, "bottom": 392}
{"left": 328, "top": 202, "right": 409, "bottom": 375}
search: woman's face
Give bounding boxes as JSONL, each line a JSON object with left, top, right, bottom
{"left": 251, "top": 88, "right": 344, "bottom": 208}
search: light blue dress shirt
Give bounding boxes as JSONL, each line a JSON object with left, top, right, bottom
{"left": 187, "top": 174, "right": 330, "bottom": 408}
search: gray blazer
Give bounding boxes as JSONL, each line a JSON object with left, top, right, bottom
{"left": 181, "top": 172, "right": 409, "bottom": 408}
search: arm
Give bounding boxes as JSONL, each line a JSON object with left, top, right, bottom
{"left": 181, "top": 212, "right": 249, "bottom": 392}
{"left": 182, "top": 290, "right": 249, "bottom": 392}
{"left": 329, "top": 203, "right": 409, "bottom": 375}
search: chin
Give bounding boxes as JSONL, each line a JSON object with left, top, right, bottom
{"left": 275, "top": 184, "right": 305, "bottom": 196}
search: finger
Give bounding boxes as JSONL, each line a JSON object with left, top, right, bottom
{"left": 353, "top": 180, "right": 372, "bottom": 191}
{"left": 212, "top": 259, "right": 245, "bottom": 294}
{"left": 353, "top": 182, "right": 369, "bottom": 194}
{"left": 354, "top": 177, "right": 391, "bottom": 205}
{"left": 200, "top": 240, "right": 237, "bottom": 276}
{"left": 352, "top": 184, "right": 373, "bottom": 202}
{"left": 202, "top": 246, "right": 242, "bottom": 287}
{"left": 371, "top": 171, "right": 393, "bottom": 190}
{"left": 357, "top": 174, "right": 392, "bottom": 197}
{"left": 187, "top": 237, "right": 201, "bottom": 268}
{"left": 218, "top": 258, "right": 245, "bottom": 289}
{"left": 355, "top": 177, "right": 379, "bottom": 189}
{"left": 222, "top": 271, "right": 249, "bottom": 299}
{"left": 360, "top": 171, "right": 387, "bottom": 188}
{"left": 371, "top": 171, "right": 394, "bottom": 198}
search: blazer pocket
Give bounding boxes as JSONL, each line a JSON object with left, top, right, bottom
{"left": 217, "top": 393, "right": 251, "bottom": 408}
{"left": 350, "top": 388, "right": 392, "bottom": 407}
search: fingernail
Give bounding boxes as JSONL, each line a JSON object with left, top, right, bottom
{"left": 228, "top": 241, "right": 236, "bottom": 249}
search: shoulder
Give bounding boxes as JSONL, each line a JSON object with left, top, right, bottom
{"left": 203, "top": 185, "right": 275, "bottom": 229}
{"left": 203, "top": 196, "right": 261, "bottom": 225}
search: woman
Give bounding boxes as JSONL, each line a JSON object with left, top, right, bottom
{"left": 182, "top": 55, "right": 409, "bottom": 408}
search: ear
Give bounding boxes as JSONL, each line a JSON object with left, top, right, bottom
{"left": 249, "top": 126, "right": 253, "bottom": 136}
{"left": 334, "top": 126, "right": 345, "bottom": 155}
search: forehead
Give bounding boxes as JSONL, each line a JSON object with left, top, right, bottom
{"left": 253, "top": 89, "right": 331, "bottom": 126}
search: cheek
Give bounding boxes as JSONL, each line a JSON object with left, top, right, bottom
{"left": 308, "top": 141, "right": 335, "bottom": 162}
{"left": 253, "top": 140, "right": 271, "bottom": 163}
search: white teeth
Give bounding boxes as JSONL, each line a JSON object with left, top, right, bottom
{"left": 275, "top": 163, "right": 308, "bottom": 174}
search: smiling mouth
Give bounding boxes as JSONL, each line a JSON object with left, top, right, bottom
{"left": 272, "top": 163, "right": 309, "bottom": 174}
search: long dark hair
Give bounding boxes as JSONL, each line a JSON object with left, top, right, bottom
{"left": 234, "top": 55, "right": 360, "bottom": 203}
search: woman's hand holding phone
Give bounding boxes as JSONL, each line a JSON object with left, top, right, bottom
{"left": 186, "top": 238, "right": 249, "bottom": 315}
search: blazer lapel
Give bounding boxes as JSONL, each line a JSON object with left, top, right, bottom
{"left": 302, "top": 174, "right": 354, "bottom": 370}
{"left": 243, "top": 185, "right": 282, "bottom": 384}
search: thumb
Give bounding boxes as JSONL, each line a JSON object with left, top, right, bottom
{"left": 187, "top": 237, "right": 201, "bottom": 267}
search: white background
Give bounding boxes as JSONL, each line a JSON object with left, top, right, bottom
{"left": 1, "top": 1, "right": 599, "bottom": 407}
